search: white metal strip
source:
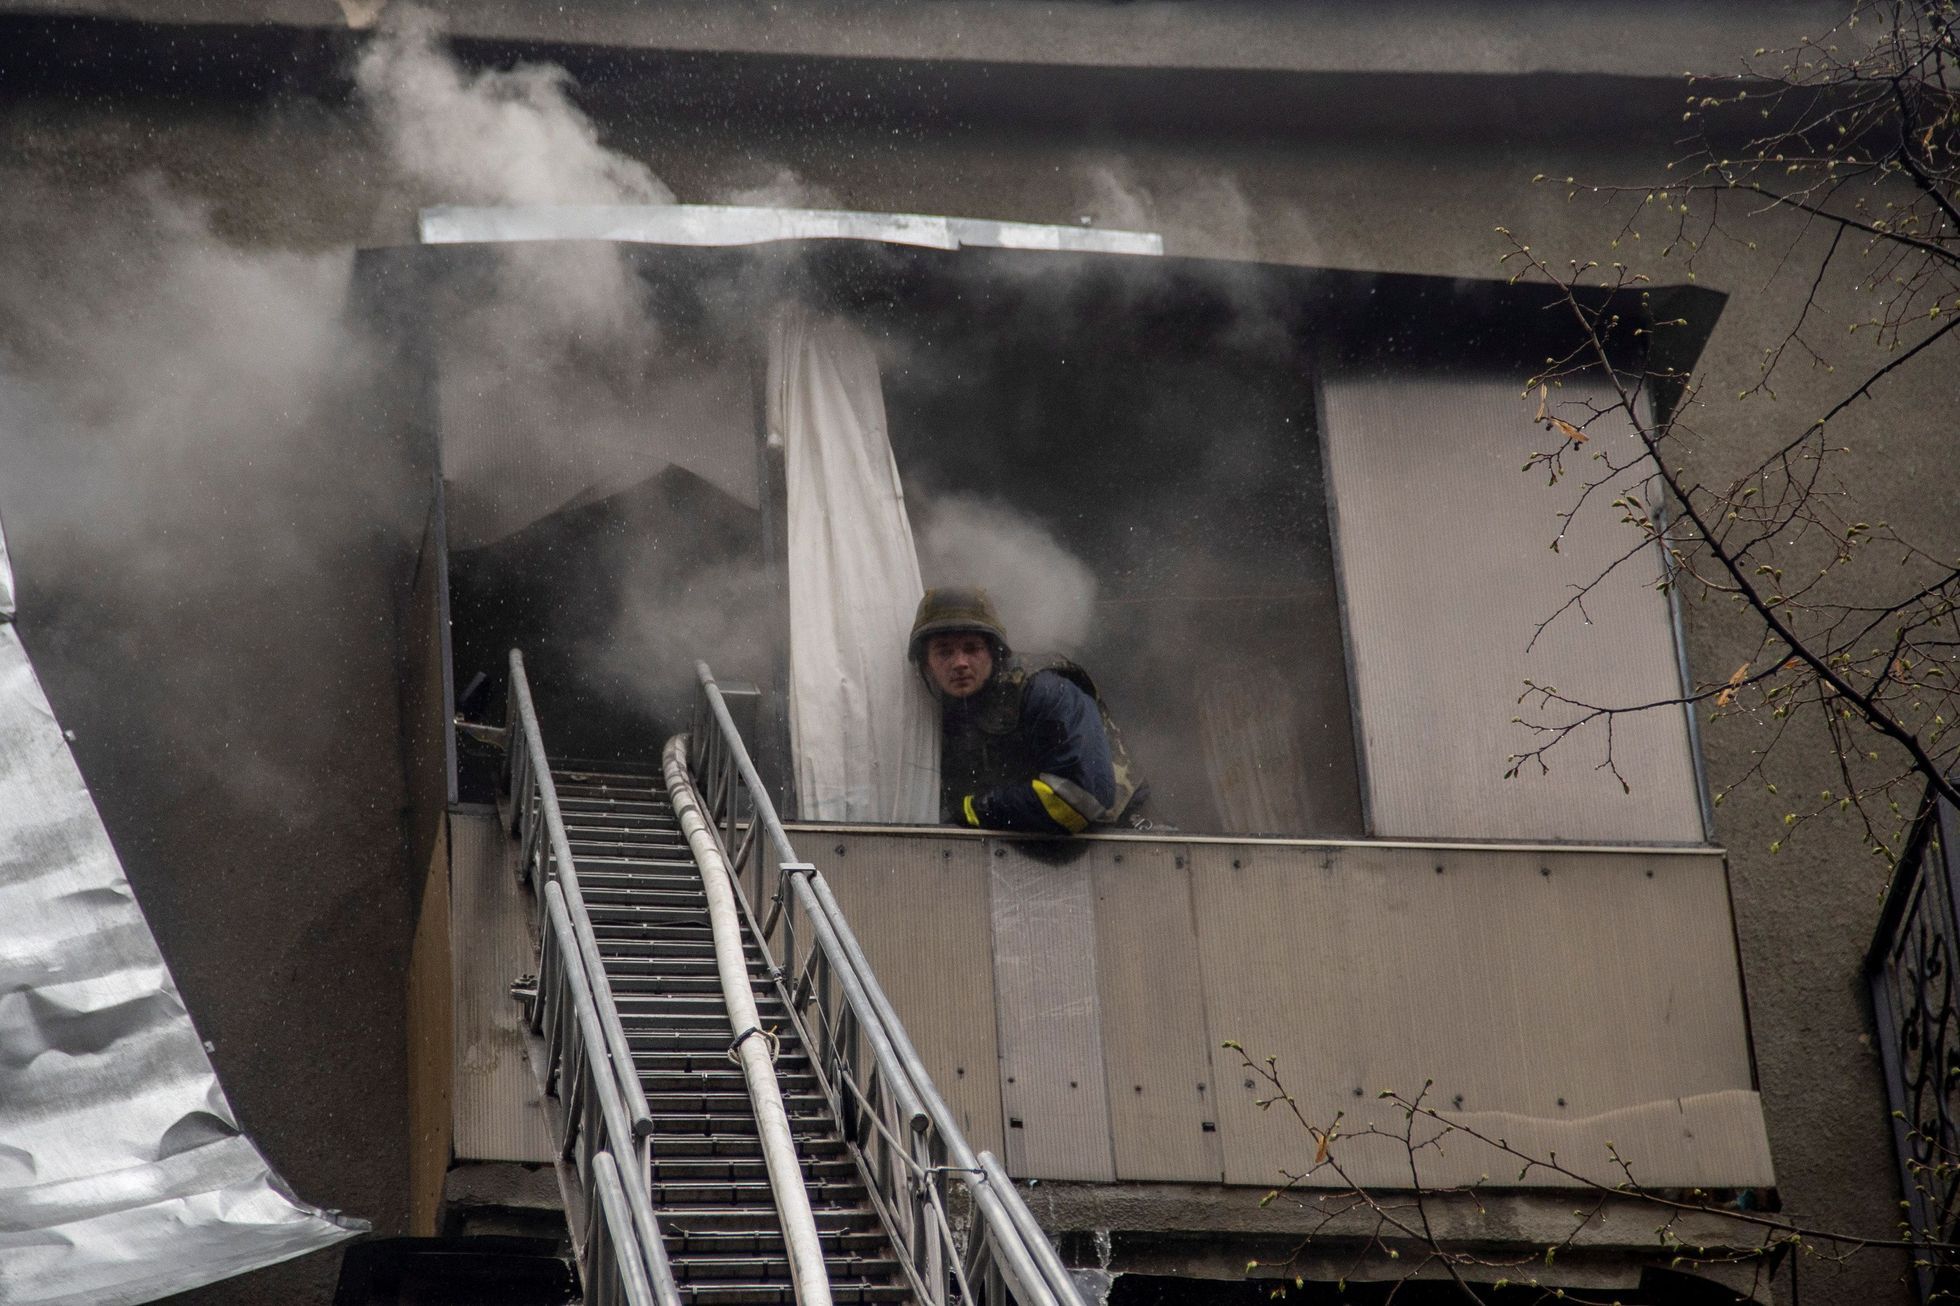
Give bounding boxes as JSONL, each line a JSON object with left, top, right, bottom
{"left": 418, "top": 204, "right": 1163, "bottom": 257}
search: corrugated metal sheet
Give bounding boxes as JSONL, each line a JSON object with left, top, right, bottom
{"left": 988, "top": 843, "right": 1117, "bottom": 1181}
{"left": 449, "top": 810, "right": 553, "bottom": 1164}
{"left": 1319, "top": 374, "right": 1703, "bottom": 843}
{"left": 1091, "top": 843, "right": 1223, "bottom": 1181}
{"left": 1190, "top": 841, "right": 1770, "bottom": 1189}
{"left": 814, "top": 833, "right": 1005, "bottom": 1157}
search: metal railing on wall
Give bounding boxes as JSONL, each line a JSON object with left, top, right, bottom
{"left": 678, "top": 660, "right": 1087, "bottom": 1306}
{"left": 506, "top": 650, "right": 683, "bottom": 1306}
{"left": 1868, "top": 785, "right": 1960, "bottom": 1303}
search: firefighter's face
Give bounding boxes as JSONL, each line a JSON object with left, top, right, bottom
{"left": 925, "top": 632, "right": 994, "bottom": 699}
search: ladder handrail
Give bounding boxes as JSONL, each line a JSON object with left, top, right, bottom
{"left": 504, "top": 650, "right": 679, "bottom": 1306}
{"left": 689, "top": 660, "right": 1089, "bottom": 1306}
{"left": 543, "top": 883, "right": 682, "bottom": 1306}
{"left": 507, "top": 651, "right": 656, "bottom": 1148}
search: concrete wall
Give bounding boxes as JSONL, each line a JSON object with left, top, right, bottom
{"left": 2, "top": 6, "right": 1951, "bottom": 1304}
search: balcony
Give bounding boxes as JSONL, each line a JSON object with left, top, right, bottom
{"left": 794, "top": 825, "right": 1772, "bottom": 1198}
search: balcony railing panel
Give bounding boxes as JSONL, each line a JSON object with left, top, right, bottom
{"left": 792, "top": 825, "right": 1775, "bottom": 1193}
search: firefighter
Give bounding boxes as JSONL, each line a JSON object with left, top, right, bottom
{"left": 907, "top": 586, "right": 1145, "bottom": 834}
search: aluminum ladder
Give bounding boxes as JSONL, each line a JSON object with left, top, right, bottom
{"left": 505, "top": 649, "right": 1086, "bottom": 1306}
{"left": 548, "top": 761, "right": 910, "bottom": 1306}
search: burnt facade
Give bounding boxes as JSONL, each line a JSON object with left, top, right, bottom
{"left": 0, "top": 3, "right": 1945, "bottom": 1304}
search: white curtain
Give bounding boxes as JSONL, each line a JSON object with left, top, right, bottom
{"left": 769, "top": 306, "right": 939, "bottom": 822}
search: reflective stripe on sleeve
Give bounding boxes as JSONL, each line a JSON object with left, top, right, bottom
{"left": 1031, "top": 778, "right": 1091, "bottom": 834}
{"left": 1035, "top": 772, "right": 1111, "bottom": 828}
{"left": 962, "top": 794, "right": 982, "bottom": 827}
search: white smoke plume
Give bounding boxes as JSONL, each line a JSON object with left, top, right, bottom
{"left": 357, "top": 2, "right": 667, "bottom": 341}
{"left": 350, "top": 9, "right": 739, "bottom": 546}
{"left": 1075, "top": 157, "right": 1260, "bottom": 260}
{"left": 916, "top": 495, "right": 1099, "bottom": 656}
{"left": 1080, "top": 160, "right": 1156, "bottom": 232}
{"left": 0, "top": 175, "right": 389, "bottom": 818}
{"left": 355, "top": 8, "right": 674, "bottom": 210}
{"left": 716, "top": 165, "right": 841, "bottom": 210}
{"left": 0, "top": 8, "right": 698, "bottom": 804}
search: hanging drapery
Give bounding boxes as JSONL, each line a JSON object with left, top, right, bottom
{"left": 0, "top": 509, "right": 362, "bottom": 1306}
{"left": 769, "top": 306, "right": 939, "bottom": 822}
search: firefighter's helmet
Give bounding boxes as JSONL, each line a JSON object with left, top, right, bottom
{"left": 907, "top": 587, "right": 1011, "bottom": 663}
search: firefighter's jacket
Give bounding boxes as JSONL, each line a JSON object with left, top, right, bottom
{"left": 939, "top": 657, "right": 1138, "bottom": 835}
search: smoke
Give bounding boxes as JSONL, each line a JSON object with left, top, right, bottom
{"left": 1080, "top": 161, "right": 1155, "bottom": 232}
{"left": 916, "top": 496, "right": 1099, "bottom": 656}
{"left": 355, "top": 8, "right": 673, "bottom": 210}
{"left": 351, "top": 8, "right": 752, "bottom": 551}
{"left": 0, "top": 7, "right": 703, "bottom": 809}
{"left": 585, "top": 551, "right": 779, "bottom": 727}
{"left": 0, "top": 171, "right": 401, "bottom": 826}
{"left": 355, "top": 5, "right": 668, "bottom": 345}
{"left": 716, "top": 166, "right": 841, "bottom": 210}
{"left": 0, "top": 8, "right": 1336, "bottom": 841}
{"left": 1075, "top": 157, "right": 1261, "bottom": 260}
{"left": 349, "top": 11, "right": 781, "bottom": 740}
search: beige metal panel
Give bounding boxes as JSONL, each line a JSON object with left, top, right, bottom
{"left": 808, "top": 830, "right": 1006, "bottom": 1159}
{"left": 1090, "top": 843, "right": 1224, "bottom": 1181}
{"left": 990, "top": 842, "right": 1117, "bottom": 1181}
{"left": 407, "top": 819, "right": 454, "bottom": 1236}
{"left": 449, "top": 810, "right": 554, "bottom": 1164}
{"left": 1320, "top": 374, "right": 1703, "bottom": 844}
{"left": 1192, "top": 842, "right": 1770, "bottom": 1189}
{"left": 1415, "top": 1090, "right": 1774, "bottom": 1189}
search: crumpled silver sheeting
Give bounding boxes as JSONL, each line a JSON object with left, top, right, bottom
{"left": 0, "top": 514, "right": 363, "bottom": 1306}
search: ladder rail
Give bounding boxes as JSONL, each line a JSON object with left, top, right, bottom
{"left": 689, "top": 660, "right": 1087, "bottom": 1306}
{"left": 508, "top": 651, "right": 658, "bottom": 1153}
{"left": 506, "top": 652, "right": 680, "bottom": 1306}
{"left": 531, "top": 882, "right": 684, "bottom": 1306}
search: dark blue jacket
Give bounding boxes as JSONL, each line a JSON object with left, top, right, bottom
{"left": 941, "top": 666, "right": 1117, "bottom": 834}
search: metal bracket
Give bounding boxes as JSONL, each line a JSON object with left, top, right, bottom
{"left": 455, "top": 716, "right": 510, "bottom": 749}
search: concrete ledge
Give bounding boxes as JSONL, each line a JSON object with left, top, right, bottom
{"left": 438, "top": 1162, "right": 566, "bottom": 1241}
{"left": 1036, "top": 1184, "right": 1781, "bottom": 1300}
{"left": 0, "top": 0, "right": 1842, "bottom": 80}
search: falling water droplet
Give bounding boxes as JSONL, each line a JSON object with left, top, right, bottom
{"left": 1069, "top": 1230, "right": 1117, "bottom": 1306}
